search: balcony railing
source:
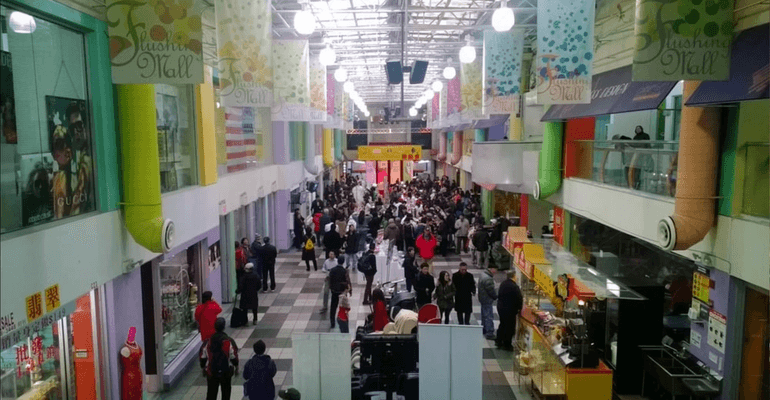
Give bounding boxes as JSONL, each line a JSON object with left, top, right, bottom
{"left": 741, "top": 142, "right": 769, "bottom": 218}
{"left": 571, "top": 140, "right": 680, "bottom": 198}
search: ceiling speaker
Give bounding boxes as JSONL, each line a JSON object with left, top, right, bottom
{"left": 386, "top": 61, "right": 403, "bottom": 84}
{"left": 409, "top": 60, "right": 428, "bottom": 84}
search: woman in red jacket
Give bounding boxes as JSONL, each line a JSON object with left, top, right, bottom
{"left": 372, "top": 288, "right": 389, "bottom": 332}
{"left": 194, "top": 291, "right": 222, "bottom": 341}
{"left": 415, "top": 228, "right": 438, "bottom": 274}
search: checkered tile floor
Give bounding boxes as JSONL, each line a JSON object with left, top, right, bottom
{"left": 155, "top": 250, "right": 535, "bottom": 400}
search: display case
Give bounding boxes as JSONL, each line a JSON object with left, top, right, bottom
{"left": 159, "top": 254, "right": 200, "bottom": 367}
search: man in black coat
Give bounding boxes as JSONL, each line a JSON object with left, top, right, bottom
{"left": 414, "top": 264, "right": 435, "bottom": 309}
{"left": 452, "top": 262, "right": 476, "bottom": 325}
{"left": 471, "top": 226, "right": 490, "bottom": 269}
{"left": 250, "top": 234, "right": 263, "bottom": 279}
{"left": 496, "top": 271, "right": 523, "bottom": 351}
{"left": 237, "top": 264, "right": 261, "bottom": 325}
{"left": 402, "top": 247, "right": 419, "bottom": 292}
{"left": 328, "top": 256, "right": 351, "bottom": 329}
{"left": 260, "top": 237, "right": 278, "bottom": 293}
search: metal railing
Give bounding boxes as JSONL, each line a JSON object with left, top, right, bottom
{"left": 571, "top": 140, "right": 680, "bottom": 197}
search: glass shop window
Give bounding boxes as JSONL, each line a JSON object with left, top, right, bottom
{"left": 0, "top": 7, "right": 96, "bottom": 233}
{"left": 155, "top": 84, "right": 198, "bottom": 193}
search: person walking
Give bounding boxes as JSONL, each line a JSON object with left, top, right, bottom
{"left": 452, "top": 263, "right": 476, "bottom": 325}
{"left": 195, "top": 291, "right": 223, "bottom": 341}
{"left": 260, "top": 237, "right": 277, "bottom": 293}
{"left": 343, "top": 225, "right": 360, "bottom": 270}
{"left": 199, "top": 318, "right": 239, "bottom": 400}
{"left": 496, "top": 271, "right": 523, "bottom": 351}
{"left": 328, "top": 256, "right": 352, "bottom": 329}
{"left": 471, "top": 225, "right": 490, "bottom": 269}
{"left": 250, "top": 234, "right": 264, "bottom": 279}
{"left": 235, "top": 241, "right": 247, "bottom": 284}
{"left": 414, "top": 263, "right": 435, "bottom": 309}
{"left": 415, "top": 228, "right": 438, "bottom": 274}
{"left": 319, "top": 251, "right": 337, "bottom": 314}
{"left": 302, "top": 228, "right": 318, "bottom": 272}
{"left": 323, "top": 223, "right": 343, "bottom": 259}
{"left": 383, "top": 218, "right": 400, "bottom": 262}
{"left": 359, "top": 244, "right": 377, "bottom": 305}
{"left": 336, "top": 289, "right": 352, "bottom": 333}
{"left": 236, "top": 264, "right": 261, "bottom": 325}
{"left": 455, "top": 215, "right": 470, "bottom": 254}
{"left": 433, "top": 271, "right": 455, "bottom": 324}
{"left": 402, "top": 247, "right": 419, "bottom": 292}
{"left": 478, "top": 265, "right": 498, "bottom": 340}
{"left": 293, "top": 211, "right": 305, "bottom": 250}
{"left": 319, "top": 208, "right": 332, "bottom": 246}
{"left": 242, "top": 340, "right": 277, "bottom": 400}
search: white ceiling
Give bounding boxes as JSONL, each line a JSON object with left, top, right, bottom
{"left": 272, "top": 0, "right": 539, "bottom": 104}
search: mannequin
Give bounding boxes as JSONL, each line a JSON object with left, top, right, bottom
{"left": 120, "top": 327, "right": 143, "bottom": 400}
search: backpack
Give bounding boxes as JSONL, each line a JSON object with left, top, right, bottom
{"left": 304, "top": 238, "right": 314, "bottom": 251}
{"left": 357, "top": 253, "right": 374, "bottom": 275}
{"left": 209, "top": 337, "right": 233, "bottom": 377}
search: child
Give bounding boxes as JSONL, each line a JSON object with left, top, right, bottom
{"left": 337, "top": 289, "right": 351, "bottom": 333}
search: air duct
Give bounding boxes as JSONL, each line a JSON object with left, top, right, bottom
{"left": 657, "top": 82, "right": 719, "bottom": 251}
{"left": 533, "top": 122, "right": 563, "bottom": 200}
{"left": 450, "top": 131, "right": 463, "bottom": 164}
{"left": 304, "top": 123, "right": 320, "bottom": 175}
{"left": 437, "top": 131, "right": 447, "bottom": 162}
{"left": 117, "top": 85, "right": 174, "bottom": 253}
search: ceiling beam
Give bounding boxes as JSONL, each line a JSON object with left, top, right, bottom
{"left": 274, "top": 23, "right": 535, "bottom": 32}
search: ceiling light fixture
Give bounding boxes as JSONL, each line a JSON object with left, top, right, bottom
{"left": 492, "top": 1, "right": 516, "bottom": 32}
{"left": 409, "top": 108, "right": 418, "bottom": 117}
{"left": 424, "top": 89, "right": 435, "bottom": 98}
{"left": 343, "top": 81, "right": 354, "bottom": 93}
{"left": 459, "top": 36, "right": 476, "bottom": 64}
{"left": 442, "top": 58, "right": 457, "bottom": 80}
{"left": 9, "top": 11, "right": 36, "bottom": 34}
{"left": 334, "top": 68, "right": 348, "bottom": 82}
{"left": 294, "top": 3, "right": 316, "bottom": 36}
{"left": 431, "top": 80, "right": 444, "bottom": 92}
{"left": 319, "top": 43, "right": 336, "bottom": 66}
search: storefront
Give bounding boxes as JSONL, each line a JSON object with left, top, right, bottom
{"left": 1, "top": 290, "right": 105, "bottom": 400}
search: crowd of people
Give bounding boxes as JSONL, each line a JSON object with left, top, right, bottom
{"left": 293, "top": 174, "right": 524, "bottom": 351}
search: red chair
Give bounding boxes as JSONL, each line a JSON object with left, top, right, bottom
{"left": 426, "top": 318, "right": 441, "bottom": 324}
{"left": 418, "top": 304, "right": 439, "bottom": 323}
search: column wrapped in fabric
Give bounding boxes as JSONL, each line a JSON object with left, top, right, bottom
{"left": 658, "top": 81, "right": 719, "bottom": 251}
{"left": 438, "top": 131, "right": 447, "bottom": 162}
{"left": 323, "top": 128, "right": 334, "bottom": 166}
{"left": 450, "top": 131, "right": 463, "bottom": 164}
{"left": 117, "top": 85, "right": 174, "bottom": 253}
{"left": 534, "top": 122, "right": 563, "bottom": 200}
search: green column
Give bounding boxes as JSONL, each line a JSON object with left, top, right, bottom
{"left": 481, "top": 188, "right": 494, "bottom": 222}
{"left": 474, "top": 129, "right": 486, "bottom": 142}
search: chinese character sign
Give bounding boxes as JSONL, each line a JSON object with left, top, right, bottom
{"left": 106, "top": 0, "right": 206, "bottom": 84}
{"left": 44, "top": 284, "right": 60, "bottom": 313}
{"left": 536, "top": 0, "right": 596, "bottom": 104}
{"left": 216, "top": 0, "right": 272, "bottom": 107}
{"left": 483, "top": 30, "right": 524, "bottom": 115}
{"left": 25, "top": 292, "right": 43, "bottom": 323}
{"left": 633, "top": 0, "right": 733, "bottom": 81}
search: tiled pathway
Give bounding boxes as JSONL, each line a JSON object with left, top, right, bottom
{"left": 155, "top": 250, "right": 531, "bottom": 400}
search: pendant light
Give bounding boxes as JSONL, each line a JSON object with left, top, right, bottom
{"left": 334, "top": 68, "right": 348, "bottom": 82}
{"left": 343, "top": 81, "right": 354, "bottom": 93}
{"left": 459, "top": 35, "right": 476, "bottom": 64}
{"left": 319, "top": 43, "right": 336, "bottom": 66}
{"left": 491, "top": 1, "right": 516, "bottom": 32}
{"left": 294, "top": 3, "right": 316, "bottom": 36}
{"left": 431, "top": 80, "right": 444, "bottom": 92}
{"left": 409, "top": 108, "right": 418, "bottom": 117}
{"left": 442, "top": 58, "right": 457, "bottom": 80}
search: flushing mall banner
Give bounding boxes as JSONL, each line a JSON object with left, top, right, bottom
{"left": 536, "top": 0, "right": 596, "bottom": 104}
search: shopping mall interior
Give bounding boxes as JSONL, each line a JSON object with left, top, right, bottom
{"left": 0, "top": 0, "right": 768, "bottom": 399}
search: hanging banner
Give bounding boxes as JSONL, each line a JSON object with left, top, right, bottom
{"left": 439, "top": 84, "right": 448, "bottom": 128}
{"left": 105, "top": 0, "right": 206, "bottom": 84}
{"left": 446, "top": 75, "right": 462, "bottom": 125}
{"left": 483, "top": 30, "right": 524, "bottom": 115}
{"left": 216, "top": 0, "right": 272, "bottom": 107}
{"left": 403, "top": 160, "right": 414, "bottom": 181}
{"left": 365, "top": 161, "right": 376, "bottom": 184}
{"left": 536, "top": 0, "right": 595, "bottom": 104}
{"left": 632, "top": 0, "right": 734, "bottom": 81}
{"left": 327, "top": 73, "right": 336, "bottom": 116}
{"left": 310, "top": 58, "right": 327, "bottom": 122}
{"left": 358, "top": 145, "right": 422, "bottom": 161}
{"left": 461, "top": 58, "right": 485, "bottom": 120}
{"left": 431, "top": 92, "right": 439, "bottom": 127}
{"left": 272, "top": 40, "right": 310, "bottom": 121}
{"left": 390, "top": 161, "right": 401, "bottom": 185}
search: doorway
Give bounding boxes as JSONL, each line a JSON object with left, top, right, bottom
{"left": 739, "top": 287, "right": 769, "bottom": 400}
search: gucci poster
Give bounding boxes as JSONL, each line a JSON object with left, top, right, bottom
{"left": 106, "top": 0, "right": 206, "bottom": 84}
{"left": 1, "top": 51, "right": 17, "bottom": 144}
{"left": 632, "top": 0, "right": 733, "bottom": 81}
{"left": 536, "top": 0, "right": 596, "bottom": 104}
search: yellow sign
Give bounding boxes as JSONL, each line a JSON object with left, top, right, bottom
{"left": 693, "top": 271, "right": 710, "bottom": 305}
{"left": 26, "top": 292, "right": 43, "bottom": 323}
{"left": 44, "top": 284, "right": 61, "bottom": 313}
{"left": 358, "top": 145, "right": 422, "bottom": 161}
{"left": 532, "top": 264, "right": 556, "bottom": 300}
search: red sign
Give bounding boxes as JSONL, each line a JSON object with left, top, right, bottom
{"left": 553, "top": 206, "right": 564, "bottom": 246}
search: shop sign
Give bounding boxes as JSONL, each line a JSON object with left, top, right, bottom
{"left": 707, "top": 310, "right": 727, "bottom": 354}
{"left": 1, "top": 302, "right": 76, "bottom": 351}
{"left": 483, "top": 30, "right": 524, "bottom": 115}
{"left": 105, "top": 0, "right": 206, "bottom": 84}
{"left": 632, "top": 0, "right": 734, "bottom": 81}
{"left": 25, "top": 292, "right": 43, "bottom": 323}
{"left": 44, "top": 285, "right": 60, "bottom": 313}
{"left": 532, "top": 264, "right": 556, "bottom": 300}
{"left": 358, "top": 145, "right": 422, "bottom": 161}
{"left": 536, "top": 0, "right": 595, "bottom": 104}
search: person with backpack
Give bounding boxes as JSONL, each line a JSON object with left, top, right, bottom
{"left": 301, "top": 228, "right": 318, "bottom": 272}
{"left": 260, "top": 237, "right": 277, "bottom": 293}
{"left": 343, "top": 225, "right": 360, "bottom": 270}
{"left": 358, "top": 243, "right": 377, "bottom": 305}
{"left": 199, "top": 318, "right": 239, "bottom": 400}
{"left": 329, "top": 256, "right": 352, "bottom": 329}
{"left": 236, "top": 263, "right": 260, "bottom": 326}
{"left": 242, "top": 340, "right": 277, "bottom": 400}
{"left": 293, "top": 210, "right": 305, "bottom": 249}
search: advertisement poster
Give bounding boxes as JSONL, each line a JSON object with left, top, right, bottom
{"left": 216, "top": 0, "right": 272, "bottom": 107}
{"left": 45, "top": 97, "right": 93, "bottom": 221}
{"left": 105, "top": 0, "right": 206, "bottom": 84}
{"left": 536, "top": 0, "right": 595, "bottom": 104}
{"left": 223, "top": 107, "right": 258, "bottom": 173}
{"left": 390, "top": 161, "right": 401, "bottom": 185}
{"left": 1, "top": 51, "right": 17, "bottom": 144}
{"left": 20, "top": 154, "right": 54, "bottom": 226}
{"left": 461, "top": 57, "right": 484, "bottom": 119}
{"left": 402, "top": 160, "right": 414, "bottom": 182}
{"left": 447, "top": 75, "right": 462, "bottom": 117}
{"left": 632, "top": 0, "right": 733, "bottom": 81}
{"left": 553, "top": 206, "right": 565, "bottom": 245}
{"left": 207, "top": 241, "right": 221, "bottom": 272}
{"left": 483, "top": 30, "right": 524, "bottom": 115}
{"left": 365, "top": 161, "right": 376, "bottom": 184}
